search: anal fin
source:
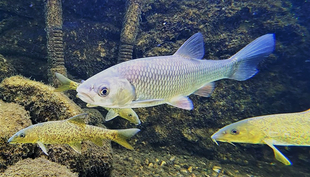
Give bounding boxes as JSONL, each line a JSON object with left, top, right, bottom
{"left": 193, "top": 82, "right": 215, "bottom": 97}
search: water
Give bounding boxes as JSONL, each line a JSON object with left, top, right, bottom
{"left": 0, "top": 0, "right": 310, "bottom": 176}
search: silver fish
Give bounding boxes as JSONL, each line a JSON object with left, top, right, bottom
{"left": 77, "top": 33, "right": 275, "bottom": 111}
{"left": 54, "top": 73, "right": 140, "bottom": 125}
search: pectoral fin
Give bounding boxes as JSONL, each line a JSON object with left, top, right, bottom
{"left": 69, "top": 142, "right": 82, "bottom": 154}
{"left": 37, "top": 141, "right": 48, "bottom": 155}
{"left": 193, "top": 82, "right": 215, "bottom": 97}
{"left": 264, "top": 139, "right": 292, "bottom": 165}
{"left": 168, "top": 96, "right": 193, "bottom": 110}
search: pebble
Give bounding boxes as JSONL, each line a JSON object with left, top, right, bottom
{"left": 212, "top": 165, "right": 221, "bottom": 173}
{"left": 145, "top": 159, "right": 149, "bottom": 165}
{"left": 160, "top": 161, "right": 167, "bottom": 166}
{"left": 170, "top": 156, "right": 176, "bottom": 162}
{"left": 188, "top": 166, "right": 193, "bottom": 173}
{"left": 180, "top": 168, "right": 188, "bottom": 174}
{"left": 174, "top": 164, "right": 181, "bottom": 170}
{"left": 148, "top": 163, "right": 154, "bottom": 167}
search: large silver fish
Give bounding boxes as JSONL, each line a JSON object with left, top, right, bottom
{"left": 77, "top": 33, "right": 275, "bottom": 111}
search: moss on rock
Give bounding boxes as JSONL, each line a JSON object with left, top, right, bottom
{"left": 2, "top": 157, "right": 78, "bottom": 177}
{"left": 0, "top": 75, "right": 82, "bottom": 123}
{"left": 0, "top": 100, "right": 34, "bottom": 173}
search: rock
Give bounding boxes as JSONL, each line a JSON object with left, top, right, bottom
{"left": 0, "top": 75, "right": 82, "bottom": 123}
{"left": 160, "top": 161, "right": 166, "bottom": 166}
{"left": 46, "top": 140, "right": 113, "bottom": 177}
{"left": 0, "top": 100, "right": 34, "bottom": 173}
{"left": 2, "top": 157, "right": 77, "bottom": 177}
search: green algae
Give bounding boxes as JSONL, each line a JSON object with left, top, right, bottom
{"left": 2, "top": 157, "right": 78, "bottom": 177}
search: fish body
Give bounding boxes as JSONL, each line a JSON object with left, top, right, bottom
{"left": 54, "top": 73, "right": 140, "bottom": 125}
{"left": 8, "top": 113, "right": 140, "bottom": 155}
{"left": 211, "top": 109, "right": 310, "bottom": 165}
{"left": 76, "top": 33, "right": 275, "bottom": 110}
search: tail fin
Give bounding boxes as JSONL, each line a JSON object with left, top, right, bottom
{"left": 112, "top": 128, "right": 140, "bottom": 150}
{"left": 229, "top": 34, "right": 275, "bottom": 81}
{"left": 54, "top": 72, "right": 79, "bottom": 92}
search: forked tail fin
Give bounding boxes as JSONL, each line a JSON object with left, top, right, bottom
{"left": 112, "top": 128, "right": 140, "bottom": 150}
{"left": 229, "top": 34, "right": 275, "bottom": 81}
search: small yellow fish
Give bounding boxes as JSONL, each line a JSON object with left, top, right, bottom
{"left": 211, "top": 109, "right": 310, "bottom": 165}
{"left": 8, "top": 113, "right": 140, "bottom": 155}
{"left": 55, "top": 73, "right": 140, "bottom": 125}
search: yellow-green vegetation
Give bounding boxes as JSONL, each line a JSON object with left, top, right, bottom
{"left": 0, "top": 100, "right": 34, "bottom": 173}
{"left": 2, "top": 157, "right": 78, "bottom": 177}
{"left": 0, "top": 75, "right": 82, "bottom": 123}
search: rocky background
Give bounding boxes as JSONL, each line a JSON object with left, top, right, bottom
{"left": 0, "top": 0, "right": 310, "bottom": 176}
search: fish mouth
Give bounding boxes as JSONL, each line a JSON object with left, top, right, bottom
{"left": 211, "top": 134, "right": 236, "bottom": 146}
{"left": 76, "top": 93, "right": 95, "bottom": 103}
{"left": 8, "top": 137, "right": 16, "bottom": 144}
{"left": 211, "top": 134, "right": 219, "bottom": 145}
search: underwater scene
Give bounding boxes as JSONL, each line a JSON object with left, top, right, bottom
{"left": 0, "top": 0, "right": 310, "bottom": 176}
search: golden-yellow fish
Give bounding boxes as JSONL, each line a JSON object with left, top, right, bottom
{"left": 211, "top": 109, "right": 310, "bottom": 165}
{"left": 8, "top": 113, "right": 140, "bottom": 155}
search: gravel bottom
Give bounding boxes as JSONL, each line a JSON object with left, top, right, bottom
{"left": 112, "top": 147, "right": 310, "bottom": 177}
{"left": 112, "top": 148, "right": 259, "bottom": 177}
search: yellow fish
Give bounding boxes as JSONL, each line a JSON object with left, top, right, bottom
{"left": 55, "top": 73, "right": 140, "bottom": 125}
{"left": 211, "top": 109, "right": 310, "bottom": 165}
{"left": 8, "top": 113, "right": 140, "bottom": 155}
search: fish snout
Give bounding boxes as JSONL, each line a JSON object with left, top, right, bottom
{"left": 211, "top": 133, "right": 219, "bottom": 145}
{"left": 8, "top": 136, "right": 16, "bottom": 144}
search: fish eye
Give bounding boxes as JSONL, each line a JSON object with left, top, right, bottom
{"left": 230, "top": 129, "right": 239, "bottom": 135}
{"left": 98, "top": 86, "right": 109, "bottom": 97}
{"left": 19, "top": 133, "right": 25, "bottom": 138}
{"left": 128, "top": 114, "right": 132, "bottom": 117}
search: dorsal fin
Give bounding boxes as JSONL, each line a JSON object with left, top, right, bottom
{"left": 173, "top": 32, "right": 205, "bottom": 59}
{"left": 67, "top": 113, "right": 88, "bottom": 128}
